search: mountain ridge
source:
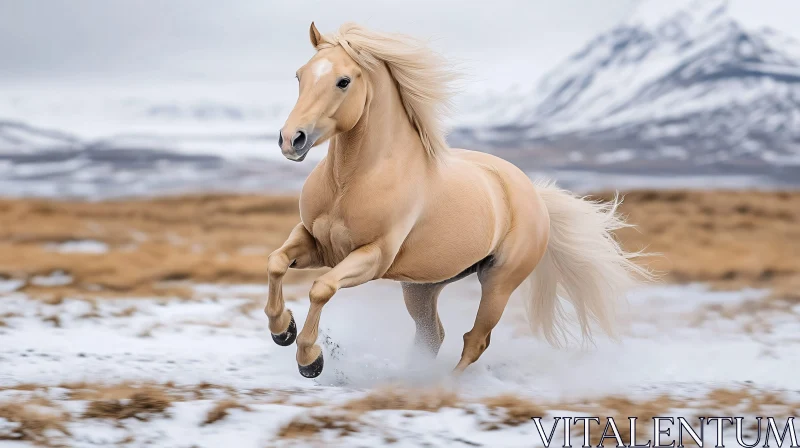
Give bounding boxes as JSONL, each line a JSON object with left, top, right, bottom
{"left": 451, "top": 0, "right": 800, "bottom": 171}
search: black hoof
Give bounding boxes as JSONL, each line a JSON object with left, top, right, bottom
{"left": 298, "top": 353, "right": 324, "bottom": 378}
{"left": 271, "top": 315, "right": 297, "bottom": 347}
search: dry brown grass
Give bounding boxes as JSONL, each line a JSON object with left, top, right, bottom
{"left": 64, "top": 382, "right": 152, "bottom": 401}
{"left": 1, "top": 189, "right": 798, "bottom": 299}
{"left": 552, "top": 388, "right": 799, "bottom": 446}
{"left": 0, "top": 194, "right": 323, "bottom": 298}
{"left": 41, "top": 315, "right": 61, "bottom": 328}
{"left": 571, "top": 395, "right": 679, "bottom": 444}
{"left": 39, "top": 295, "right": 64, "bottom": 306}
{"left": 341, "top": 386, "right": 460, "bottom": 413}
{"left": 188, "top": 382, "right": 237, "bottom": 401}
{"left": 705, "top": 388, "right": 788, "bottom": 413}
{"left": 481, "top": 394, "right": 546, "bottom": 429}
{"left": 202, "top": 399, "right": 250, "bottom": 425}
{"left": 0, "top": 382, "right": 795, "bottom": 444}
{"left": 112, "top": 306, "right": 138, "bottom": 318}
{"left": 277, "top": 386, "right": 460, "bottom": 440}
{"left": 80, "top": 386, "right": 172, "bottom": 421}
{"left": 235, "top": 298, "right": 263, "bottom": 315}
{"left": 58, "top": 380, "right": 236, "bottom": 403}
{"left": 277, "top": 386, "right": 544, "bottom": 440}
{"left": 0, "top": 383, "right": 40, "bottom": 392}
{"left": 592, "top": 189, "right": 800, "bottom": 291}
{"left": 277, "top": 411, "right": 360, "bottom": 439}
{"left": 0, "top": 398, "right": 70, "bottom": 445}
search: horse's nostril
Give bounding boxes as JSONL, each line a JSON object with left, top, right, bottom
{"left": 278, "top": 131, "right": 284, "bottom": 148}
{"left": 291, "top": 130, "right": 307, "bottom": 151}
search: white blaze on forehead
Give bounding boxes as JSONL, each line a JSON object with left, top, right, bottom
{"left": 312, "top": 58, "right": 332, "bottom": 83}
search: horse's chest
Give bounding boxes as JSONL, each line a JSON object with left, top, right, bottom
{"left": 309, "top": 215, "right": 353, "bottom": 266}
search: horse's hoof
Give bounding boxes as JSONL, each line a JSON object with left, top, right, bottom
{"left": 298, "top": 353, "right": 324, "bottom": 378}
{"left": 271, "top": 314, "right": 297, "bottom": 346}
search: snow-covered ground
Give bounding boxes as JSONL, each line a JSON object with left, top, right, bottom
{"left": 1, "top": 278, "right": 798, "bottom": 446}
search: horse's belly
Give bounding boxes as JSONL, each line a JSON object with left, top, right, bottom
{"left": 383, "top": 219, "right": 494, "bottom": 283}
{"left": 383, "top": 164, "right": 507, "bottom": 283}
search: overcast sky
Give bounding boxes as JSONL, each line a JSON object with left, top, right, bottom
{"left": 0, "top": 0, "right": 639, "bottom": 87}
{"left": 2, "top": 0, "right": 798, "bottom": 96}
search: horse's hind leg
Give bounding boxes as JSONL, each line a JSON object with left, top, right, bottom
{"left": 453, "top": 250, "right": 538, "bottom": 374}
{"left": 401, "top": 282, "right": 446, "bottom": 357}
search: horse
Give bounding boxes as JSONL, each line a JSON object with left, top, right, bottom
{"left": 266, "top": 22, "right": 651, "bottom": 378}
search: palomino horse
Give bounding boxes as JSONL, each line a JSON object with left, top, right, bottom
{"left": 267, "top": 22, "right": 650, "bottom": 378}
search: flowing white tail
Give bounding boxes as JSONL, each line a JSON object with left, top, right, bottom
{"left": 525, "top": 180, "right": 653, "bottom": 347}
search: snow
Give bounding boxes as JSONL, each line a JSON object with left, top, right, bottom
{"left": 456, "top": 0, "right": 800, "bottom": 170}
{"left": 623, "top": 0, "right": 700, "bottom": 28}
{"left": 0, "top": 278, "right": 797, "bottom": 445}
{"left": 29, "top": 271, "right": 73, "bottom": 287}
{"left": 45, "top": 240, "right": 109, "bottom": 254}
{"left": 0, "top": 279, "right": 24, "bottom": 293}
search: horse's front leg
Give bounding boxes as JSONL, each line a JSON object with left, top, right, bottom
{"left": 295, "top": 244, "right": 383, "bottom": 378}
{"left": 266, "top": 223, "right": 321, "bottom": 346}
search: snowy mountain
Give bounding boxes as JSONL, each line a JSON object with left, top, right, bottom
{"left": 0, "top": 120, "right": 81, "bottom": 154}
{"left": 0, "top": 121, "right": 313, "bottom": 199}
{"left": 452, "top": 0, "right": 800, "bottom": 173}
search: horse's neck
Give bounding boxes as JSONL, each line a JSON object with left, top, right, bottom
{"left": 325, "top": 64, "right": 429, "bottom": 189}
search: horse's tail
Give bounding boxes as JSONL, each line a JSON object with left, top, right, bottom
{"left": 524, "top": 179, "right": 654, "bottom": 347}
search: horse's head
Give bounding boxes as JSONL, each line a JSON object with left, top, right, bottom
{"left": 279, "top": 22, "right": 368, "bottom": 162}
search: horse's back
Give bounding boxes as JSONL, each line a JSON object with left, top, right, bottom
{"left": 449, "top": 148, "right": 536, "bottom": 191}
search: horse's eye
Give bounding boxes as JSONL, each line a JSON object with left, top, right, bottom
{"left": 336, "top": 77, "right": 351, "bottom": 89}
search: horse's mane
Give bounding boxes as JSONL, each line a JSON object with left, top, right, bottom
{"left": 315, "top": 23, "right": 458, "bottom": 161}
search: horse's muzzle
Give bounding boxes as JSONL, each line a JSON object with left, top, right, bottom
{"left": 279, "top": 128, "right": 314, "bottom": 162}
{"left": 285, "top": 147, "right": 310, "bottom": 162}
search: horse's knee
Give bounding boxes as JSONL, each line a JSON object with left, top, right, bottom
{"left": 267, "top": 252, "right": 289, "bottom": 278}
{"left": 309, "top": 279, "right": 337, "bottom": 304}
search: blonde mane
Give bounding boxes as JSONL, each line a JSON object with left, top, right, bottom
{"left": 315, "top": 23, "right": 458, "bottom": 161}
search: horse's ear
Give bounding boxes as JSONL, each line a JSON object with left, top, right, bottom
{"left": 309, "top": 22, "right": 322, "bottom": 48}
